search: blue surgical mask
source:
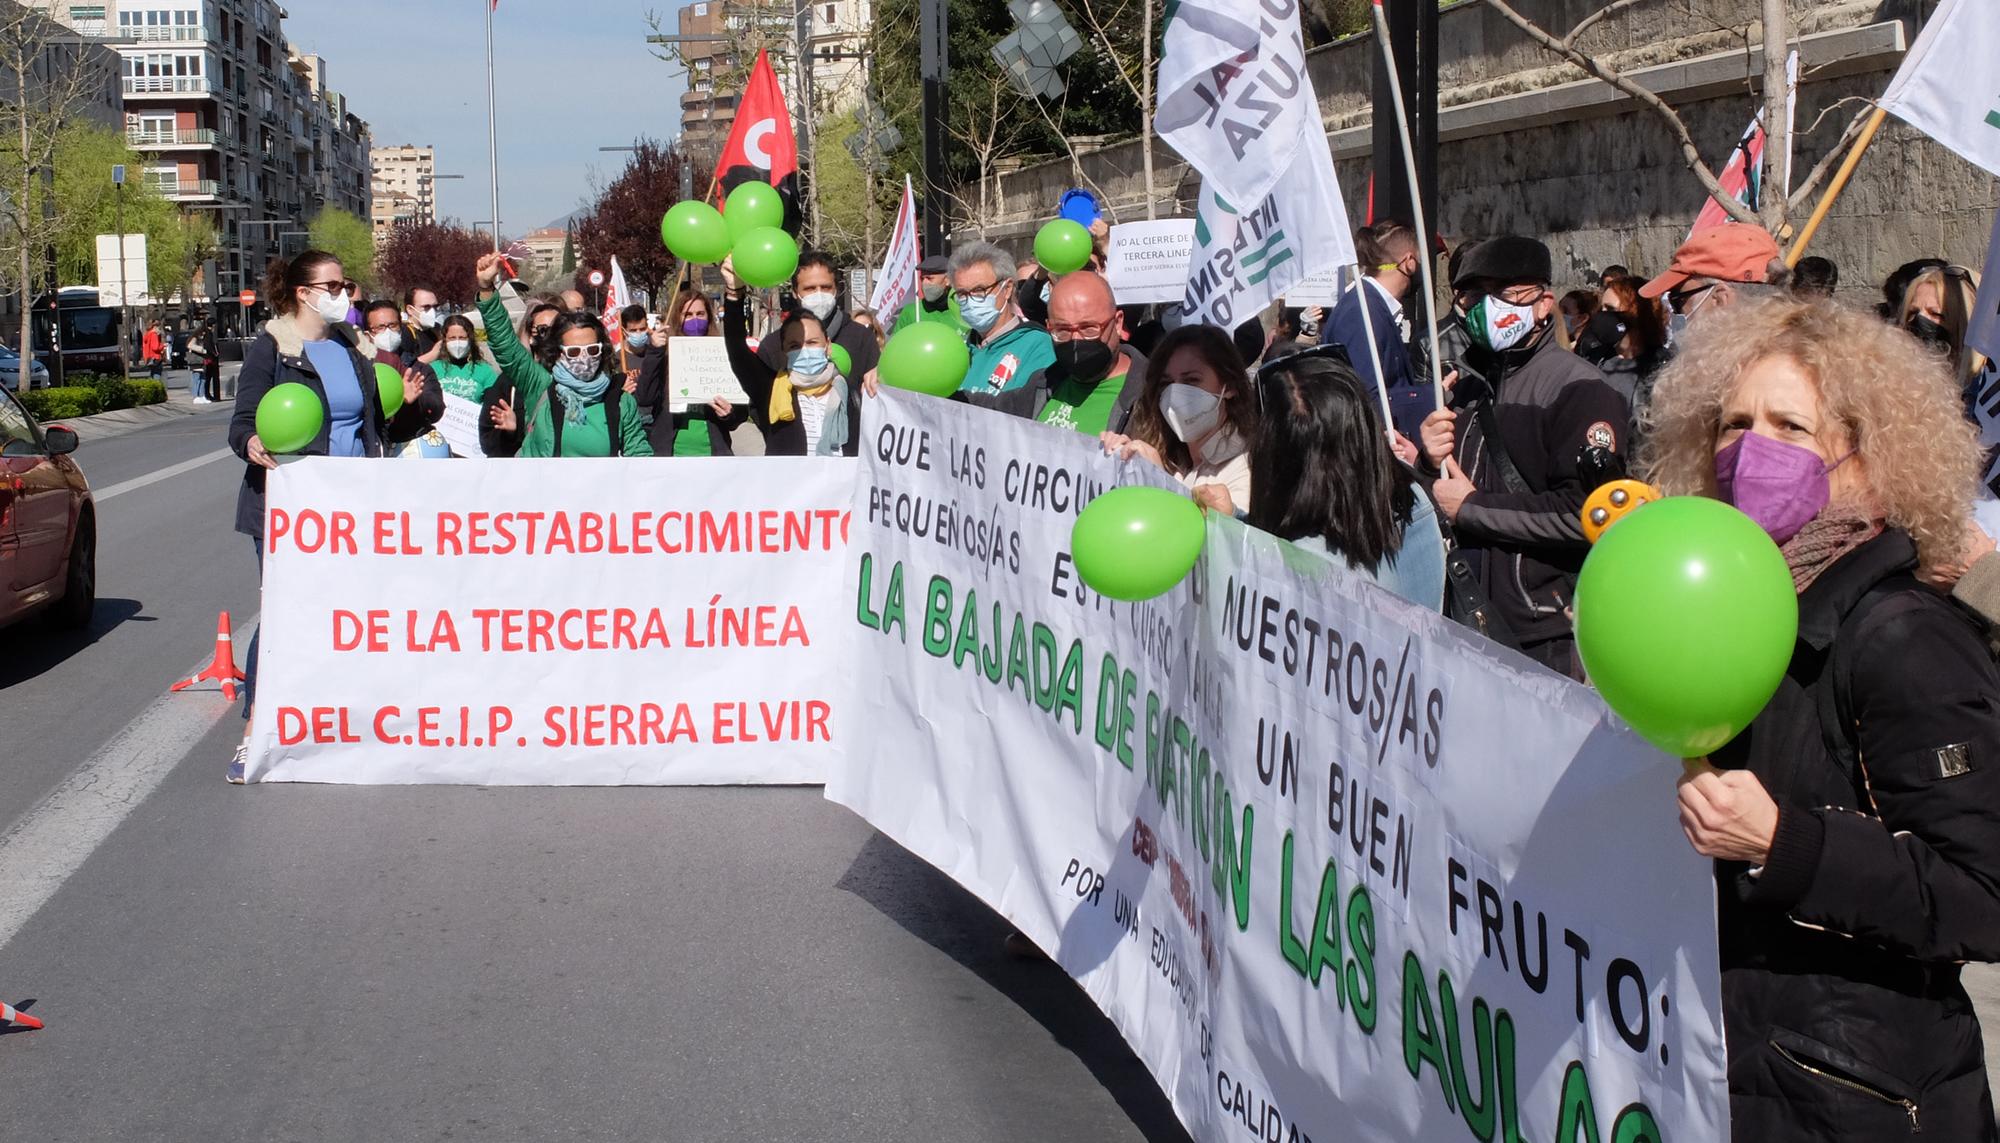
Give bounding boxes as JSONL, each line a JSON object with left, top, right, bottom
{"left": 786, "top": 346, "right": 831, "bottom": 382}
{"left": 960, "top": 290, "right": 1004, "bottom": 334}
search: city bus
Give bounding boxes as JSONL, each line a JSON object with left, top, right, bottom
{"left": 31, "top": 287, "right": 125, "bottom": 381}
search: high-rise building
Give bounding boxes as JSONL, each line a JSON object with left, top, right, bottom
{"left": 49, "top": 0, "right": 373, "bottom": 318}
{"left": 674, "top": 0, "right": 871, "bottom": 166}
{"left": 369, "top": 142, "right": 434, "bottom": 236}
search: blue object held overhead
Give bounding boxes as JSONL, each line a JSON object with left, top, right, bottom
{"left": 1058, "top": 188, "right": 1099, "bottom": 228}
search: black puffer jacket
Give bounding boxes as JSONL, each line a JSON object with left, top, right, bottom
{"left": 1710, "top": 529, "right": 2000, "bottom": 1142}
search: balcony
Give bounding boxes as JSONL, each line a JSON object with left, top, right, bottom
{"left": 123, "top": 74, "right": 213, "bottom": 96}
{"left": 127, "top": 126, "right": 218, "bottom": 149}
{"left": 127, "top": 25, "right": 207, "bottom": 43}
{"left": 155, "top": 179, "right": 222, "bottom": 200}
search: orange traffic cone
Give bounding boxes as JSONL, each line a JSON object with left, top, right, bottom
{"left": 169, "top": 611, "right": 247, "bottom": 701}
{"left": 0, "top": 1000, "right": 41, "bottom": 1030}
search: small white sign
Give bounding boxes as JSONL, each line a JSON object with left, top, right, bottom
{"left": 1282, "top": 264, "right": 1347, "bottom": 307}
{"left": 94, "top": 233, "right": 151, "bottom": 307}
{"left": 1103, "top": 219, "right": 1195, "bottom": 304}
{"left": 437, "top": 393, "right": 487, "bottom": 458}
{"left": 669, "top": 335, "right": 749, "bottom": 410}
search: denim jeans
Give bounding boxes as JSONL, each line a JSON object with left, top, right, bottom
{"left": 243, "top": 535, "right": 262, "bottom": 719}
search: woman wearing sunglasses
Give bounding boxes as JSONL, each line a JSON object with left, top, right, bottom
{"left": 473, "top": 253, "right": 652, "bottom": 457}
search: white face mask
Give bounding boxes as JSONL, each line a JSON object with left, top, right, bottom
{"left": 411, "top": 306, "right": 439, "bottom": 329}
{"left": 310, "top": 288, "right": 350, "bottom": 323}
{"left": 444, "top": 339, "right": 471, "bottom": 360}
{"left": 799, "top": 291, "right": 838, "bottom": 323}
{"left": 370, "top": 328, "right": 403, "bottom": 355}
{"left": 1468, "top": 294, "right": 1540, "bottom": 352}
{"left": 1159, "top": 382, "right": 1226, "bottom": 445}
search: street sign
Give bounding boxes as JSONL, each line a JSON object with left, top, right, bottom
{"left": 93, "top": 233, "right": 150, "bottom": 306}
{"left": 588, "top": 270, "right": 606, "bottom": 287}
{"left": 239, "top": 288, "right": 258, "bottom": 307}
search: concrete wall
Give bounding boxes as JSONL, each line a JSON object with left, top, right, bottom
{"left": 972, "top": 0, "right": 1991, "bottom": 301}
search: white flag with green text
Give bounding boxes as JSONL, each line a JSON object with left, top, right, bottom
{"left": 1878, "top": 0, "right": 2000, "bottom": 178}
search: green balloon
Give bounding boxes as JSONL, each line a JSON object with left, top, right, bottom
{"left": 724, "top": 181, "right": 786, "bottom": 240}
{"left": 1035, "top": 218, "right": 1094, "bottom": 275}
{"left": 733, "top": 226, "right": 800, "bottom": 289}
{"left": 829, "top": 344, "right": 853, "bottom": 377}
{"left": 1574, "top": 496, "right": 1798, "bottom": 758}
{"left": 878, "top": 320, "right": 970, "bottom": 397}
{"left": 374, "top": 362, "right": 405, "bottom": 418}
{"left": 660, "top": 201, "right": 732, "bottom": 264}
{"left": 1070, "top": 487, "right": 1207, "bottom": 602}
{"left": 255, "top": 381, "right": 324, "bottom": 455}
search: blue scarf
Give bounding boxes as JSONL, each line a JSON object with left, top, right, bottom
{"left": 551, "top": 361, "right": 611, "bottom": 426}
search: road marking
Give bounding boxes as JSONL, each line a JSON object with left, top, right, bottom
{"left": 0, "top": 618, "right": 256, "bottom": 952}
{"left": 92, "top": 448, "right": 235, "bottom": 503}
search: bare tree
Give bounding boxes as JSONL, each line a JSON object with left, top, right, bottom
{"left": 948, "top": 70, "right": 1036, "bottom": 237}
{"left": 0, "top": 1, "right": 107, "bottom": 388}
{"left": 1069, "top": 0, "right": 1158, "bottom": 219}
{"left": 1477, "top": 0, "right": 1877, "bottom": 233}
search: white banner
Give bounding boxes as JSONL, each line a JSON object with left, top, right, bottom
{"left": 1178, "top": 128, "right": 1357, "bottom": 328}
{"left": 438, "top": 394, "right": 486, "bottom": 458}
{"left": 599, "top": 255, "right": 630, "bottom": 333}
{"left": 94, "top": 233, "right": 150, "bottom": 307}
{"left": 833, "top": 389, "right": 1727, "bottom": 1143}
{"left": 1878, "top": 0, "right": 2000, "bottom": 179}
{"left": 669, "top": 336, "right": 751, "bottom": 411}
{"left": 1105, "top": 220, "right": 1197, "bottom": 304}
{"left": 869, "top": 175, "right": 919, "bottom": 326}
{"left": 247, "top": 457, "right": 854, "bottom": 785}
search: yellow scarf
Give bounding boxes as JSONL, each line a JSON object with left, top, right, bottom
{"left": 769, "top": 371, "right": 836, "bottom": 424}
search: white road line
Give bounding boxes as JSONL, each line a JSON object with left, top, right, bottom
{"left": 0, "top": 618, "right": 256, "bottom": 952}
{"left": 92, "top": 448, "right": 235, "bottom": 503}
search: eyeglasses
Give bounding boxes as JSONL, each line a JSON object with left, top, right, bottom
{"left": 1466, "top": 283, "right": 1545, "bottom": 306}
{"left": 1048, "top": 320, "right": 1111, "bottom": 343}
{"left": 557, "top": 343, "right": 604, "bottom": 361}
{"left": 952, "top": 279, "right": 1006, "bottom": 304}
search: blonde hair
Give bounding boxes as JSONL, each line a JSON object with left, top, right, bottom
{"left": 1898, "top": 265, "right": 1988, "bottom": 380}
{"left": 1640, "top": 297, "right": 1980, "bottom": 570}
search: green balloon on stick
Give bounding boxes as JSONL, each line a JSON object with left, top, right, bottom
{"left": 724, "top": 181, "right": 786, "bottom": 240}
{"left": 1573, "top": 496, "right": 1798, "bottom": 758}
{"left": 255, "top": 381, "right": 324, "bottom": 454}
{"left": 829, "top": 344, "right": 853, "bottom": 377}
{"left": 733, "top": 226, "right": 800, "bottom": 288}
{"left": 1035, "top": 218, "right": 1094, "bottom": 275}
{"left": 1070, "top": 487, "right": 1207, "bottom": 602}
{"left": 877, "top": 321, "right": 970, "bottom": 397}
{"left": 661, "top": 201, "right": 733, "bottom": 264}
{"left": 374, "top": 362, "right": 406, "bottom": 418}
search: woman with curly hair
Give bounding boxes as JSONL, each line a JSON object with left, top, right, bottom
{"left": 1641, "top": 297, "right": 2000, "bottom": 1142}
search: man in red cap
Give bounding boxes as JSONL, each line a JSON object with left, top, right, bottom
{"left": 1641, "top": 223, "right": 1785, "bottom": 329}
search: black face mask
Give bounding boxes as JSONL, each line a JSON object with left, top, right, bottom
{"left": 1908, "top": 313, "right": 1953, "bottom": 351}
{"left": 1575, "top": 309, "right": 1628, "bottom": 364}
{"left": 1055, "top": 336, "right": 1116, "bottom": 384}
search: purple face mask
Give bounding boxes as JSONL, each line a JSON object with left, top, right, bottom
{"left": 1714, "top": 431, "right": 1848, "bottom": 544}
{"left": 681, "top": 316, "right": 710, "bottom": 337}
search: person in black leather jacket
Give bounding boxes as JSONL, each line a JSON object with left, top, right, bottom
{"left": 1645, "top": 296, "right": 2000, "bottom": 1142}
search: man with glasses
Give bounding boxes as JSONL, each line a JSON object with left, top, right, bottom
{"left": 894, "top": 254, "right": 969, "bottom": 336}
{"left": 1639, "top": 223, "right": 1785, "bottom": 333}
{"left": 1417, "top": 236, "right": 1629, "bottom": 678}
{"left": 949, "top": 241, "right": 1054, "bottom": 396}
{"left": 361, "top": 298, "right": 443, "bottom": 447}
{"left": 1322, "top": 219, "right": 1428, "bottom": 441}
{"left": 971, "top": 270, "right": 1144, "bottom": 435}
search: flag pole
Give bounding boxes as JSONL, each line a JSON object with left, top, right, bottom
{"left": 1347, "top": 266, "right": 1400, "bottom": 439}
{"left": 485, "top": 0, "right": 501, "bottom": 253}
{"left": 1786, "top": 106, "right": 1887, "bottom": 269}
{"left": 1370, "top": 0, "right": 1444, "bottom": 413}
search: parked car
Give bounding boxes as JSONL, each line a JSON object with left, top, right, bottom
{"left": 0, "top": 343, "right": 51, "bottom": 391}
{"left": 0, "top": 384, "right": 93, "bottom": 630}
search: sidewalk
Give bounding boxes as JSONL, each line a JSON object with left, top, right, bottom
{"left": 61, "top": 364, "right": 240, "bottom": 443}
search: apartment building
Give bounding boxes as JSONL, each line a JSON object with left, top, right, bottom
{"left": 368, "top": 143, "right": 434, "bottom": 236}
{"left": 514, "top": 226, "right": 568, "bottom": 280}
{"left": 51, "top": 0, "right": 372, "bottom": 314}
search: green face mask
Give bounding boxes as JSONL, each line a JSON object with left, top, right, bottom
{"left": 1467, "top": 295, "right": 1539, "bottom": 352}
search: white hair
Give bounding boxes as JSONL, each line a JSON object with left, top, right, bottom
{"left": 948, "top": 241, "right": 1016, "bottom": 282}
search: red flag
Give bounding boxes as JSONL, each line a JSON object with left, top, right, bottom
{"left": 714, "top": 50, "right": 800, "bottom": 231}
{"left": 1690, "top": 115, "right": 1765, "bottom": 236}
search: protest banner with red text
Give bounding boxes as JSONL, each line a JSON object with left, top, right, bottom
{"left": 246, "top": 457, "right": 853, "bottom": 784}
{"left": 833, "top": 389, "right": 1728, "bottom": 1143}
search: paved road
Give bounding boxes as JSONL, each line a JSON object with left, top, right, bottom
{"left": 0, "top": 407, "right": 1186, "bottom": 1142}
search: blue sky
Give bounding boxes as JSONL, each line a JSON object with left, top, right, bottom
{"left": 280, "top": 0, "right": 690, "bottom": 236}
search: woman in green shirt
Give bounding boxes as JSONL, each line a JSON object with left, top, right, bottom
{"left": 474, "top": 253, "right": 652, "bottom": 457}
{"left": 432, "top": 314, "right": 499, "bottom": 402}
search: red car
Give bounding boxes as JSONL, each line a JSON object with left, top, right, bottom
{"left": 0, "top": 385, "right": 94, "bottom": 630}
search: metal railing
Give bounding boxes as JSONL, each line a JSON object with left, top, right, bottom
{"left": 154, "top": 179, "right": 222, "bottom": 198}
{"left": 123, "top": 75, "right": 211, "bottom": 95}
{"left": 126, "top": 25, "right": 206, "bottom": 42}
{"left": 127, "top": 127, "right": 218, "bottom": 147}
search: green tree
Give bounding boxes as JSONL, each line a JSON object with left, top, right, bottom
{"left": 811, "top": 112, "right": 871, "bottom": 263}
{"left": 49, "top": 122, "right": 184, "bottom": 300}
{"left": 307, "top": 208, "right": 375, "bottom": 290}
{"left": 559, "top": 223, "right": 575, "bottom": 276}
